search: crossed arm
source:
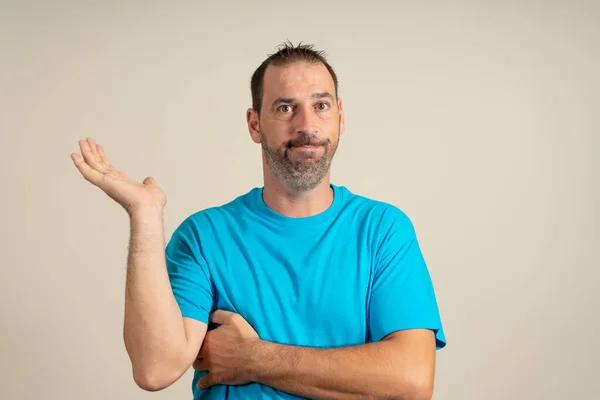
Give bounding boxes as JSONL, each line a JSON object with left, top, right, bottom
{"left": 192, "top": 311, "right": 437, "bottom": 400}
{"left": 245, "top": 329, "right": 436, "bottom": 400}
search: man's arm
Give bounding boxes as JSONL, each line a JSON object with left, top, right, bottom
{"left": 71, "top": 138, "right": 208, "bottom": 391}
{"left": 246, "top": 328, "right": 436, "bottom": 400}
{"left": 124, "top": 207, "right": 208, "bottom": 391}
{"left": 196, "top": 312, "right": 435, "bottom": 400}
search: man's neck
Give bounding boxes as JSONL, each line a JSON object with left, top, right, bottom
{"left": 261, "top": 178, "right": 334, "bottom": 218}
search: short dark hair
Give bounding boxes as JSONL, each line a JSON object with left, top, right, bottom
{"left": 250, "top": 41, "right": 339, "bottom": 115}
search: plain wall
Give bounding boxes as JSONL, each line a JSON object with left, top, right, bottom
{"left": 1, "top": 1, "right": 598, "bottom": 399}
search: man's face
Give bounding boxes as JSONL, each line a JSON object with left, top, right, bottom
{"left": 248, "top": 61, "right": 344, "bottom": 192}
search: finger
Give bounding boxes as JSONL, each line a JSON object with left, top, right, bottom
{"left": 87, "top": 137, "right": 101, "bottom": 160}
{"left": 79, "top": 139, "right": 107, "bottom": 173}
{"left": 193, "top": 357, "right": 204, "bottom": 371}
{"left": 87, "top": 138, "right": 110, "bottom": 173}
{"left": 96, "top": 144, "right": 112, "bottom": 168}
{"left": 210, "top": 310, "right": 237, "bottom": 325}
{"left": 71, "top": 153, "right": 103, "bottom": 185}
{"left": 81, "top": 138, "right": 99, "bottom": 164}
{"left": 142, "top": 176, "right": 156, "bottom": 186}
{"left": 197, "top": 374, "right": 214, "bottom": 390}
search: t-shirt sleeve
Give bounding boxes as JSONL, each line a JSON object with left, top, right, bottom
{"left": 165, "top": 216, "right": 214, "bottom": 324}
{"left": 368, "top": 206, "right": 447, "bottom": 349}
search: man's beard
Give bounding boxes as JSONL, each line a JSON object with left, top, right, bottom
{"left": 260, "top": 130, "right": 339, "bottom": 192}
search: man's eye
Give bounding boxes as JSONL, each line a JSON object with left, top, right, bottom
{"left": 278, "top": 105, "right": 293, "bottom": 113}
{"left": 316, "top": 102, "right": 329, "bottom": 111}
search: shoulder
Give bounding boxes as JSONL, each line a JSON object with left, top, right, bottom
{"left": 172, "top": 187, "right": 258, "bottom": 237}
{"left": 337, "top": 185, "right": 416, "bottom": 237}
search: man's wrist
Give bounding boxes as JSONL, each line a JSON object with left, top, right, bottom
{"left": 129, "top": 204, "right": 164, "bottom": 219}
{"left": 245, "top": 338, "right": 273, "bottom": 382}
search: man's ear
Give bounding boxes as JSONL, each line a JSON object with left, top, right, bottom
{"left": 337, "top": 97, "right": 345, "bottom": 136}
{"left": 247, "top": 108, "right": 261, "bottom": 144}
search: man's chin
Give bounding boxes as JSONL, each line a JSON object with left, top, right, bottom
{"left": 288, "top": 159, "right": 322, "bottom": 172}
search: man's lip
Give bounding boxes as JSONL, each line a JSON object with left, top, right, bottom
{"left": 290, "top": 145, "right": 321, "bottom": 149}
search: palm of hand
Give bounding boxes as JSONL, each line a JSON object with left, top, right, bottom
{"left": 70, "top": 138, "right": 166, "bottom": 214}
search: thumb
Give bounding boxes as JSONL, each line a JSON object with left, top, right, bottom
{"left": 197, "top": 373, "right": 214, "bottom": 390}
{"left": 142, "top": 176, "right": 156, "bottom": 186}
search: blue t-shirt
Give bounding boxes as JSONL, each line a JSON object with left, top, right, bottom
{"left": 166, "top": 184, "right": 446, "bottom": 399}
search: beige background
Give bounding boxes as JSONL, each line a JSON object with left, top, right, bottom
{"left": 1, "top": 1, "right": 598, "bottom": 399}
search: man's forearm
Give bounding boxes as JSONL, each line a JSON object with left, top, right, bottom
{"left": 123, "top": 207, "right": 190, "bottom": 387}
{"left": 247, "top": 338, "right": 431, "bottom": 400}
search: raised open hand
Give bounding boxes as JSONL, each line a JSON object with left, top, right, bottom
{"left": 70, "top": 138, "right": 166, "bottom": 215}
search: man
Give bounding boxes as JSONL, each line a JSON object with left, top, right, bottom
{"left": 71, "top": 42, "right": 446, "bottom": 400}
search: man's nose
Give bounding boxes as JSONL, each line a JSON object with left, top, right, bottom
{"left": 293, "top": 105, "right": 318, "bottom": 136}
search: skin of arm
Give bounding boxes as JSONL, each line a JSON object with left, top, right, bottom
{"left": 248, "top": 329, "right": 436, "bottom": 400}
{"left": 195, "top": 311, "right": 436, "bottom": 400}
{"left": 70, "top": 138, "right": 207, "bottom": 391}
{"left": 123, "top": 207, "right": 207, "bottom": 391}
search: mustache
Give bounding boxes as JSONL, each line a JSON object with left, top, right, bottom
{"left": 286, "top": 134, "right": 329, "bottom": 148}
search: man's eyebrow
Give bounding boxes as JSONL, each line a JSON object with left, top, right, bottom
{"left": 270, "top": 92, "right": 334, "bottom": 109}
{"left": 312, "top": 92, "right": 334, "bottom": 100}
{"left": 271, "top": 97, "right": 295, "bottom": 108}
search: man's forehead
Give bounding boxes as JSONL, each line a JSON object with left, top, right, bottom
{"left": 263, "top": 61, "right": 334, "bottom": 96}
